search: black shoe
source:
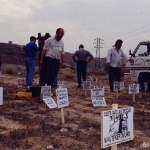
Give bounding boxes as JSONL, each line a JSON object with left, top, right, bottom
{"left": 77, "top": 85, "right": 81, "bottom": 88}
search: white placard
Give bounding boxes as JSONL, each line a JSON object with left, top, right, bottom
{"left": 114, "top": 82, "right": 124, "bottom": 91}
{"left": 57, "top": 80, "right": 64, "bottom": 87}
{"left": 91, "top": 97, "right": 106, "bottom": 107}
{"left": 83, "top": 81, "right": 91, "bottom": 90}
{"left": 43, "top": 86, "right": 51, "bottom": 99}
{"left": 101, "top": 107, "right": 134, "bottom": 148}
{"left": 56, "top": 88, "right": 69, "bottom": 108}
{"left": 43, "top": 97, "right": 57, "bottom": 109}
{"left": 129, "top": 84, "right": 139, "bottom": 94}
{"left": 0, "top": 87, "right": 3, "bottom": 105}
{"left": 91, "top": 77, "right": 98, "bottom": 82}
{"left": 91, "top": 86, "right": 104, "bottom": 97}
{"left": 18, "top": 79, "right": 24, "bottom": 88}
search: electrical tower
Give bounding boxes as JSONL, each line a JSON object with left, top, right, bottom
{"left": 93, "top": 38, "right": 104, "bottom": 70}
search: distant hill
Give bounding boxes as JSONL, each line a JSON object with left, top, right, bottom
{"left": 0, "top": 43, "right": 107, "bottom": 70}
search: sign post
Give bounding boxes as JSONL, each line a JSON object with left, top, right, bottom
{"left": 129, "top": 83, "right": 139, "bottom": 103}
{"left": 83, "top": 81, "right": 91, "bottom": 97}
{"left": 114, "top": 82, "right": 124, "bottom": 99}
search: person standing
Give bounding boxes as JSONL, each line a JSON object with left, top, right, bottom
{"left": 107, "top": 39, "right": 128, "bottom": 92}
{"left": 40, "top": 28, "right": 65, "bottom": 87}
{"left": 72, "top": 44, "right": 93, "bottom": 88}
{"left": 24, "top": 36, "right": 38, "bottom": 88}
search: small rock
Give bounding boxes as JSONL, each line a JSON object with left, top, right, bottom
{"left": 140, "top": 142, "right": 150, "bottom": 148}
{"left": 47, "top": 145, "right": 54, "bottom": 150}
{"left": 60, "top": 128, "right": 68, "bottom": 132}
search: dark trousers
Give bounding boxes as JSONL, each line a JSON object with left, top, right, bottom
{"left": 109, "top": 66, "right": 121, "bottom": 91}
{"left": 45, "top": 57, "right": 60, "bottom": 87}
{"left": 77, "top": 61, "right": 87, "bottom": 86}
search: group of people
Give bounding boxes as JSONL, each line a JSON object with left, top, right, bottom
{"left": 24, "top": 28, "right": 130, "bottom": 92}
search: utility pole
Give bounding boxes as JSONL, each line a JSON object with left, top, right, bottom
{"left": 93, "top": 38, "right": 104, "bottom": 70}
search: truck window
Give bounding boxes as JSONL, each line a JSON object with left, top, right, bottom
{"left": 135, "top": 45, "right": 147, "bottom": 56}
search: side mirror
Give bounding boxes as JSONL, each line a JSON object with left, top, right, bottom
{"left": 129, "top": 50, "right": 135, "bottom": 57}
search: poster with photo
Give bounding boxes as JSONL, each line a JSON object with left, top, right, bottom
{"left": 114, "top": 82, "right": 124, "bottom": 91}
{"left": 91, "top": 86, "right": 104, "bottom": 97}
{"left": 91, "top": 97, "right": 106, "bottom": 107}
{"left": 129, "top": 84, "right": 139, "bottom": 94}
{"left": 56, "top": 88, "right": 69, "bottom": 108}
{"left": 43, "top": 86, "right": 51, "bottom": 100}
{"left": 101, "top": 107, "right": 134, "bottom": 148}
{"left": 83, "top": 81, "right": 91, "bottom": 90}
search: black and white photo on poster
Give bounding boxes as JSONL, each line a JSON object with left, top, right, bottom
{"left": 90, "top": 77, "right": 98, "bottom": 82}
{"left": 18, "top": 79, "right": 24, "bottom": 88}
{"left": 101, "top": 107, "right": 134, "bottom": 148}
{"left": 91, "top": 97, "right": 106, "bottom": 107}
{"left": 129, "top": 84, "right": 139, "bottom": 94}
{"left": 83, "top": 81, "right": 91, "bottom": 90}
{"left": 56, "top": 88, "right": 69, "bottom": 108}
{"left": 43, "top": 86, "right": 51, "bottom": 100}
{"left": 114, "top": 82, "right": 124, "bottom": 91}
{"left": 91, "top": 86, "right": 104, "bottom": 97}
{"left": 43, "top": 97, "right": 57, "bottom": 109}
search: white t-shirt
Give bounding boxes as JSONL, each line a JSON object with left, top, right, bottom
{"left": 43, "top": 37, "right": 64, "bottom": 59}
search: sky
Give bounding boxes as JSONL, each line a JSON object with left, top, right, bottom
{"left": 0, "top": 0, "right": 150, "bottom": 58}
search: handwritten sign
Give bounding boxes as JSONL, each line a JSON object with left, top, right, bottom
{"left": 114, "top": 82, "right": 124, "bottom": 91}
{"left": 83, "top": 81, "right": 91, "bottom": 90}
{"left": 91, "top": 97, "right": 106, "bottom": 107}
{"left": 43, "top": 86, "right": 51, "bottom": 100}
{"left": 18, "top": 79, "right": 24, "bottom": 88}
{"left": 90, "top": 77, "right": 98, "bottom": 82}
{"left": 0, "top": 87, "right": 3, "bottom": 105}
{"left": 43, "top": 97, "right": 57, "bottom": 109}
{"left": 56, "top": 88, "right": 69, "bottom": 108}
{"left": 101, "top": 107, "right": 134, "bottom": 148}
{"left": 129, "top": 84, "right": 139, "bottom": 94}
{"left": 91, "top": 86, "right": 104, "bottom": 97}
{"left": 57, "top": 80, "right": 64, "bottom": 87}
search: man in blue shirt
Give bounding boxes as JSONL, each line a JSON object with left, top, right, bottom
{"left": 24, "top": 36, "right": 38, "bottom": 88}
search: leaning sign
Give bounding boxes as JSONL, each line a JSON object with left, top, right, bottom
{"left": 91, "top": 97, "right": 106, "bottom": 107}
{"left": 83, "top": 81, "right": 91, "bottom": 90}
{"left": 91, "top": 86, "right": 104, "bottom": 97}
{"left": 101, "top": 107, "right": 134, "bottom": 148}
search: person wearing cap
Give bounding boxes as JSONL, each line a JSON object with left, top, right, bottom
{"left": 72, "top": 44, "right": 93, "bottom": 88}
{"left": 107, "top": 39, "right": 128, "bottom": 92}
{"left": 40, "top": 28, "right": 65, "bottom": 87}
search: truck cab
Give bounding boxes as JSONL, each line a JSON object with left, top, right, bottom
{"left": 125, "top": 41, "right": 150, "bottom": 91}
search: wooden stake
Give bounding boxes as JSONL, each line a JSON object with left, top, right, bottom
{"left": 133, "top": 94, "right": 135, "bottom": 103}
{"left": 116, "top": 91, "right": 118, "bottom": 99}
{"left": 85, "top": 90, "right": 87, "bottom": 98}
{"left": 111, "top": 104, "right": 118, "bottom": 150}
{"left": 58, "top": 85, "right": 65, "bottom": 124}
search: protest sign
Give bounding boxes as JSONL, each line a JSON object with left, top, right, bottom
{"left": 101, "top": 107, "right": 134, "bottom": 148}
{"left": 57, "top": 80, "right": 64, "bottom": 87}
{"left": 90, "top": 77, "right": 98, "bottom": 83}
{"left": 114, "top": 82, "right": 124, "bottom": 91}
{"left": 83, "top": 81, "right": 91, "bottom": 90}
{"left": 0, "top": 87, "right": 3, "bottom": 105}
{"left": 18, "top": 79, "right": 24, "bottom": 88}
{"left": 91, "top": 97, "right": 106, "bottom": 107}
{"left": 43, "top": 97, "right": 57, "bottom": 109}
{"left": 43, "top": 86, "right": 51, "bottom": 100}
{"left": 56, "top": 88, "right": 69, "bottom": 108}
{"left": 91, "top": 86, "right": 104, "bottom": 97}
{"left": 129, "top": 84, "right": 139, "bottom": 94}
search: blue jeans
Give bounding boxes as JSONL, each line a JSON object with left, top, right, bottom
{"left": 54, "top": 76, "right": 59, "bottom": 86}
{"left": 25, "top": 58, "right": 35, "bottom": 86}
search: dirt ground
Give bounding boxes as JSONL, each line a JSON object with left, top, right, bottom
{"left": 0, "top": 65, "right": 149, "bottom": 150}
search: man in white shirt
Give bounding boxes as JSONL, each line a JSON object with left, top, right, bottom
{"left": 40, "top": 28, "right": 65, "bottom": 87}
{"left": 107, "top": 39, "right": 128, "bottom": 92}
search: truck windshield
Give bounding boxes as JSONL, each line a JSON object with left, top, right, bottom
{"left": 135, "top": 45, "right": 147, "bottom": 56}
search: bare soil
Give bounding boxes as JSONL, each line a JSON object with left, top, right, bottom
{"left": 0, "top": 66, "right": 149, "bottom": 150}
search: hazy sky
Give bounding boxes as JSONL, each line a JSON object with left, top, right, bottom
{"left": 0, "top": 0, "right": 150, "bottom": 57}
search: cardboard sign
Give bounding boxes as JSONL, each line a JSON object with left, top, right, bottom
{"left": 57, "top": 80, "right": 64, "bottom": 87}
{"left": 83, "top": 81, "right": 91, "bottom": 90}
{"left": 91, "top": 97, "right": 106, "bottom": 107}
{"left": 0, "top": 87, "right": 3, "bottom": 105}
{"left": 43, "top": 86, "right": 51, "bottom": 99}
{"left": 56, "top": 88, "right": 69, "bottom": 108}
{"left": 43, "top": 97, "right": 57, "bottom": 109}
{"left": 101, "top": 107, "right": 134, "bottom": 148}
{"left": 91, "top": 77, "right": 98, "bottom": 82}
{"left": 91, "top": 86, "right": 104, "bottom": 97}
{"left": 114, "top": 82, "right": 124, "bottom": 91}
{"left": 18, "top": 79, "right": 24, "bottom": 88}
{"left": 129, "top": 84, "right": 139, "bottom": 94}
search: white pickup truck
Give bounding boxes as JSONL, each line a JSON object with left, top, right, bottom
{"left": 125, "top": 41, "right": 150, "bottom": 91}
